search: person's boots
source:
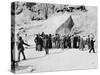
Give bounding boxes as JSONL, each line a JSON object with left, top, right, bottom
{"left": 22, "top": 58, "right": 26, "bottom": 60}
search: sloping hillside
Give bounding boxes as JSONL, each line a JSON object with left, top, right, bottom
{"left": 12, "top": 2, "right": 97, "bottom": 43}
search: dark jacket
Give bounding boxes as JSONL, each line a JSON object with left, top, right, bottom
{"left": 18, "top": 39, "right": 30, "bottom": 51}
{"left": 34, "top": 36, "right": 43, "bottom": 45}
{"left": 91, "top": 39, "right": 95, "bottom": 47}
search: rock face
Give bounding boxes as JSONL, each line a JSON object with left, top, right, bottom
{"left": 11, "top": 2, "right": 88, "bottom": 24}
{"left": 11, "top": 2, "right": 97, "bottom": 43}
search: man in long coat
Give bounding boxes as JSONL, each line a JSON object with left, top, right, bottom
{"left": 43, "top": 35, "right": 49, "bottom": 54}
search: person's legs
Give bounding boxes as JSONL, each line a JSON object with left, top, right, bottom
{"left": 56, "top": 41, "right": 58, "bottom": 48}
{"left": 48, "top": 43, "right": 50, "bottom": 48}
{"left": 55, "top": 41, "right": 57, "bottom": 48}
{"left": 88, "top": 44, "right": 90, "bottom": 49}
{"left": 22, "top": 51, "right": 26, "bottom": 60}
{"left": 60, "top": 41, "right": 62, "bottom": 48}
{"left": 89, "top": 48, "right": 92, "bottom": 53}
{"left": 45, "top": 48, "right": 49, "bottom": 54}
{"left": 50, "top": 42, "right": 52, "bottom": 48}
{"left": 40, "top": 45, "right": 42, "bottom": 51}
{"left": 54, "top": 42, "right": 55, "bottom": 48}
{"left": 69, "top": 43, "right": 71, "bottom": 48}
{"left": 49, "top": 42, "right": 52, "bottom": 48}
{"left": 93, "top": 47, "right": 95, "bottom": 53}
{"left": 47, "top": 49, "right": 49, "bottom": 54}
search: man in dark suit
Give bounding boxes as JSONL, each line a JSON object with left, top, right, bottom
{"left": 18, "top": 37, "right": 30, "bottom": 62}
{"left": 34, "top": 34, "right": 39, "bottom": 51}
{"left": 48, "top": 34, "right": 52, "bottom": 48}
{"left": 89, "top": 38, "right": 95, "bottom": 53}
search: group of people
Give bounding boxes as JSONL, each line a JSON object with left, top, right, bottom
{"left": 34, "top": 32, "right": 71, "bottom": 53}
{"left": 11, "top": 32, "right": 96, "bottom": 68}
{"left": 34, "top": 32, "right": 52, "bottom": 54}
{"left": 34, "top": 32, "right": 96, "bottom": 54}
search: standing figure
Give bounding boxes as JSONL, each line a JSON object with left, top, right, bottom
{"left": 18, "top": 37, "right": 30, "bottom": 62}
{"left": 48, "top": 34, "right": 52, "bottom": 48}
{"left": 87, "top": 35, "right": 91, "bottom": 49}
{"left": 57, "top": 34, "right": 60, "bottom": 48}
{"left": 55, "top": 34, "right": 58, "bottom": 48}
{"left": 34, "top": 34, "right": 39, "bottom": 51}
{"left": 34, "top": 34, "right": 43, "bottom": 51}
{"left": 63, "top": 36, "right": 67, "bottom": 48}
{"left": 43, "top": 35, "right": 49, "bottom": 54}
{"left": 73, "top": 36, "right": 78, "bottom": 48}
{"left": 52, "top": 36, "right": 56, "bottom": 48}
{"left": 89, "top": 38, "right": 95, "bottom": 53}
{"left": 77, "top": 36, "right": 80, "bottom": 48}
{"left": 67, "top": 36, "right": 71, "bottom": 48}
{"left": 71, "top": 36, "right": 74, "bottom": 48}
{"left": 79, "top": 36, "right": 84, "bottom": 50}
{"left": 55, "top": 34, "right": 60, "bottom": 48}
{"left": 60, "top": 36, "right": 64, "bottom": 49}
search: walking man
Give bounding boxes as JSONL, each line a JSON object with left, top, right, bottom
{"left": 89, "top": 37, "right": 95, "bottom": 53}
{"left": 18, "top": 37, "right": 30, "bottom": 62}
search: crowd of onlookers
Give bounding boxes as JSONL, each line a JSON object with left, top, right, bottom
{"left": 34, "top": 32, "right": 96, "bottom": 54}
{"left": 11, "top": 32, "right": 96, "bottom": 70}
